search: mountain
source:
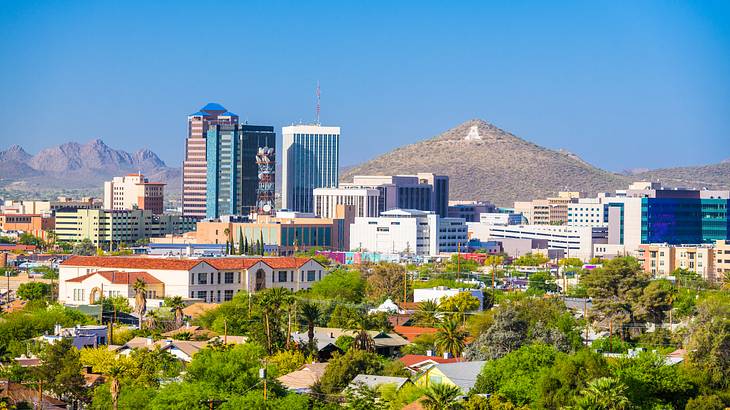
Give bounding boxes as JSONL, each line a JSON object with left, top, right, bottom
{"left": 341, "top": 119, "right": 730, "bottom": 206}
{"left": 628, "top": 162, "right": 730, "bottom": 191}
{"left": 0, "top": 140, "right": 180, "bottom": 200}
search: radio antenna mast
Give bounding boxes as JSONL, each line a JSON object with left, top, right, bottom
{"left": 316, "top": 81, "right": 321, "bottom": 125}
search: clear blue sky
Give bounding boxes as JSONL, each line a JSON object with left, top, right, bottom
{"left": 1, "top": 0, "right": 728, "bottom": 171}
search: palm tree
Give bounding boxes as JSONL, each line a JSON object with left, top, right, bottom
{"left": 421, "top": 383, "right": 463, "bottom": 410}
{"left": 257, "top": 288, "right": 293, "bottom": 353}
{"left": 107, "top": 364, "right": 124, "bottom": 410}
{"left": 573, "top": 377, "right": 630, "bottom": 410}
{"left": 348, "top": 316, "right": 375, "bottom": 352}
{"left": 413, "top": 299, "right": 441, "bottom": 327}
{"left": 223, "top": 227, "right": 231, "bottom": 255}
{"left": 299, "top": 302, "right": 321, "bottom": 352}
{"left": 133, "top": 278, "right": 147, "bottom": 329}
{"left": 165, "top": 296, "right": 186, "bottom": 327}
{"left": 435, "top": 317, "right": 467, "bottom": 358}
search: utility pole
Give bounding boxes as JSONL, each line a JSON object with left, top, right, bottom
{"left": 583, "top": 298, "right": 588, "bottom": 346}
{"left": 38, "top": 379, "right": 43, "bottom": 410}
{"left": 609, "top": 319, "right": 613, "bottom": 353}
{"left": 403, "top": 270, "right": 407, "bottom": 303}
{"left": 457, "top": 242, "right": 461, "bottom": 279}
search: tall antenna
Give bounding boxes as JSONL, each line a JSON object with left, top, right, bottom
{"left": 316, "top": 81, "right": 321, "bottom": 125}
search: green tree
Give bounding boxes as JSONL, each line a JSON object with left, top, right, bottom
{"left": 612, "top": 350, "right": 695, "bottom": 408}
{"left": 413, "top": 299, "right": 441, "bottom": 327}
{"left": 535, "top": 348, "right": 609, "bottom": 408}
{"left": 364, "top": 262, "right": 405, "bottom": 302}
{"left": 465, "top": 307, "right": 527, "bottom": 360}
{"left": 18, "top": 232, "right": 44, "bottom": 247}
{"left": 474, "top": 344, "right": 560, "bottom": 406}
{"left": 102, "top": 295, "right": 132, "bottom": 314}
{"left": 527, "top": 271, "right": 557, "bottom": 294}
{"left": 315, "top": 349, "right": 384, "bottom": 395}
{"left": 513, "top": 253, "right": 549, "bottom": 267}
{"left": 572, "top": 377, "right": 630, "bottom": 410}
{"left": 637, "top": 279, "right": 676, "bottom": 325}
{"left": 16, "top": 282, "right": 50, "bottom": 301}
{"left": 580, "top": 257, "right": 649, "bottom": 337}
{"left": 439, "top": 292, "right": 480, "bottom": 324}
{"left": 435, "top": 317, "right": 468, "bottom": 358}
{"left": 133, "top": 278, "right": 148, "bottom": 329}
{"left": 299, "top": 302, "right": 321, "bottom": 352}
{"left": 72, "top": 238, "right": 96, "bottom": 255}
{"left": 327, "top": 304, "right": 363, "bottom": 328}
{"left": 267, "top": 349, "right": 308, "bottom": 377}
{"left": 685, "top": 395, "right": 725, "bottom": 410}
{"left": 164, "top": 296, "right": 186, "bottom": 327}
{"left": 310, "top": 269, "right": 365, "bottom": 302}
{"left": 238, "top": 227, "right": 244, "bottom": 255}
{"left": 257, "top": 288, "right": 293, "bottom": 353}
{"left": 348, "top": 317, "right": 375, "bottom": 352}
{"left": 421, "top": 383, "right": 463, "bottom": 410}
{"left": 37, "top": 338, "right": 88, "bottom": 403}
{"left": 685, "top": 292, "right": 730, "bottom": 390}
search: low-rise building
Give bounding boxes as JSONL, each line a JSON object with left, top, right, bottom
{"left": 59, "top": 255, "right": 327, "bottom": 305}
{"left": 2, "top": 197, "right": 101, "bottom": 215}
{"left": 54, "top": 209, "right": 196, "bottom": 246}
{"left": 313, "top": 187, "right": 380, "bottom": 219}
{"left": 716, "top": 240, "right": 730, "bottom": 282}
{"left": 195, "top": 210, "right": 351, "bottom": 255}
{"left": 479, "top": 212, "right": 523, "bottom": 226}
{"left": 103, "top": 173, "right": 165, "bottom": 214}
{"left": 349, "top": 209, "right": 467, "bottom": 256}
{"left": 447, "top": 201, "right": 496, "bottom": 222}
{"left": 413, "top": 287, "right": 484, "bottom": 310}
{"left": 638, "top": 244, "right": 717, "bottom": 281}
{"left": 0, "top": 214, "right": 55, "bottom": 239}
{"left": 469, "top": 223, "right": 606, "bottom": 261}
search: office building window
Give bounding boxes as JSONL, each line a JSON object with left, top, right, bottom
{"left": 307, "top": 270, "right": 316, "bottom": 281}
{"left": 225, "top": 272, "right": 234, "bottom": 284}
{"left": 278, "top": 271, "right": 287, "bottom": 282}
{"left": 197, "top": 291, "right": 207, "bottom": 301}
{"left": 224, "top": 290, "right": 234, "bottom": 301}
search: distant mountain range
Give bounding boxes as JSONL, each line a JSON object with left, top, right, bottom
{"left": 0, "top": 139, "right": 180, "bottom": 200}
{"left": 341, "top": 119, "right": 730, "bottom": 206}
{"left": 2, "top": 124, "right": 728, "bottom": 206}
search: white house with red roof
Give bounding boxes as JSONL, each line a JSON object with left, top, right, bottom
{"left": 59, "top": 256, "right": 326, "bottom": 306}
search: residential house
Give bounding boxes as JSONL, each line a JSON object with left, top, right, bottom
{"left": 413, "top": 361, "right": 486, "bottom": 393}
{"left": 277, "top": 363, "right": 329, "bottom": 393}
{"left": 398, "top": 354, "right": 460, "bottom": 374}
{"left": 347, "top": 375, "right": 411, "bottom": 391}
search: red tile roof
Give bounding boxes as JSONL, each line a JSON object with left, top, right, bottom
{"left": 0, "top": 244, "right": 37, "bottom": 252}
{"left": 62, "top": 256, "right": 202, "bottom": 270}
{"left": 61, "top": 255, "right": 318, "bottom": 271}
{"left": 398, "top": 354, "right": 461, "bottom": 367}
{"left": 258, "top": 257, "right": 312, "bottom": 269}
{"left": 393, "top": 325, "right": 438, "bottom": 342}
{"left": 66, "top": 270, "right": 162, "bottom": 285}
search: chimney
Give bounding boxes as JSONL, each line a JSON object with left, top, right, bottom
{"left": 443, "top": 352, "right": 452, "bottom": 359}
{"left": 426, "top": 350, "right": 434, "bottom": 357}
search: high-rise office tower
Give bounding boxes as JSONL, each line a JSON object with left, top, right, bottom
{"left": 206, "top": 124, "right": 276, "bottom": 218}
{"left": 282, "top": 125, "right": 340, "bottom": 213}
{"left": 182, "top": 103, "right": 238, "bottom": 219}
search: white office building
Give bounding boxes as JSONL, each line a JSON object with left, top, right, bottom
{"left": 281, "top": 125, "right": 341, "bottom": 213}
{"left": 349, "top": 209, "right": 467, "bottom": 256}
{"left": 567, "top": 198, "right": 607, "bottom": 228}
{"left": 479, "top": 213, "right": 523, "bottom": 226}
{"left": 313, "top": 187, "right": 380, "bottom": 219}
{"left": 468, "top": 223, "right": 607, "bottom": 261}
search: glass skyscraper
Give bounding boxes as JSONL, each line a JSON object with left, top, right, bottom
{"left": 206, "top": 123, "right": 276, "bottom": 218}
{"left": 282, "top": 125, "right": 340, "bottom": 213}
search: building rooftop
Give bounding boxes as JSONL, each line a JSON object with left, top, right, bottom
{"left": 61, "top": 255, "right": 318, "bottom": 271}
{"left": 65, "top": 270, "right": 163, "bottom": 285}
{"left": 201, "top": 102, "right": 227, "bottom": 112}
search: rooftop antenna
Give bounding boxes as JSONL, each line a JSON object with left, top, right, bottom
{"left": 316, "top": 81, "right": 321, "bottom": 125}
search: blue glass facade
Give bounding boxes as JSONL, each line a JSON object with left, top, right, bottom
{"left": 641, "top": 197, "right": 729, "bottom": 244}
{"left": 206, "top": 124, "right": 275, "bottom": 218}
{"left": 284, "top": 130, "right": 339, "bottom": 212}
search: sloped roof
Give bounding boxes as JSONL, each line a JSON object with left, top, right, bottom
{"left": 429, "top": 361, "right": 486, "bottom": 392}
{"left": 61, "top": 256, "right": 318, "bottom": 271}
{"left": 393, "top": 325, "right": 438, "bottom": 342}
{"left": 277, "top": 363, "right": 329, "bottom": 391}
{"left": 201, "top": 103, "right": 226, "bottom": 112}
{"left": 312, "top": 327, "right": 409, "bottom": 348}
{"left": 65, "top": 270, "right": 162, "bottom": 285}
{"left": 182, "top": 302, "right": 218, "bottom": 319}
{"left": 399, "top": 354, "right": 460, "bottom": 368}
{"left": 62, "top": 256, "right": 203, "bottom": 270}
{"left": 348, "top": 375, "right": 410, "bottom": 391}
{"left": 116, "top": 337, "right": 207, "bottom": 358}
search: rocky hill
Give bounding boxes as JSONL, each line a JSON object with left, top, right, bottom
{"left": 341, "top": 119, "right": 729, "bottom": 206}
{"left": 0, "top": 139, "right": 180, "bottom": 200}
{"left": 628, "top": 161, "right": 730, "bottom": 191}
